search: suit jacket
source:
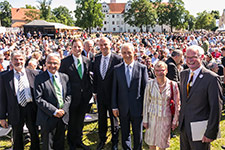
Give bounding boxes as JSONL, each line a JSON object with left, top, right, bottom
{"left": 179, "top": 67, "right": 223, "bottom": 140}
{"left": 82, "top": 50, "right": 94, "bottom": 61}
{"left": 34, "top": 71, "right": 71, "bottom": 126}
{"left": 0, "top": 69, "right": 39, "bottom": 125}
{"left": 165, "top": 57, "right": 179, "bottom": 82}
{"left": 59, "top": 55, "right": 93, "bottom": 107}
{"left": 111, "top": 61, "right": 148, "bottom": 117}
{"left": 93, "top": 53, "right": 122, "bottom": 105}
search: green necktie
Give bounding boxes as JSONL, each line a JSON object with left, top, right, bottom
{"left": 77, "top": 58, "right": 82, "bottom": 79}
{"left": 52, "top": 75, "right": 64, "bottom": 108}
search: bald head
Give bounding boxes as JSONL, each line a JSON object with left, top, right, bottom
{"left": 100, "top": 37, "right": 112, "bottom": 56}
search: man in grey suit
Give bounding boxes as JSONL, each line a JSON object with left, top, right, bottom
{"left": 179, "top": 45, "right": 222, "bottom": 150}
{"left": 112, "top": 43, "right": 148, "bottom": 150}
{"left": 34, "top": 53, "right": 71, "bottom": 150}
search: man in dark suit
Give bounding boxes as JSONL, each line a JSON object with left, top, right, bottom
{"left": 179, "top": 45, "right": 222, "bottom": 150}
{"left": 82, "top": 39, "right": 95, "bottom": 61}
{"left": 0, "top": 51, "right": 40, "bottom": 150}
{"left": 34, "top": 53, "right": 71, "bottom": 150}
{"left": 165, "top": 49, "right": 183, "bottom": 82}
{"left": 93, "top": 37, "right": 122, "bottom": 150}
{"left": 112, "top": 43, "right": 148, "bottom": 150}
{"left": 59, "top": 39, "right": 93, "bottom": 150}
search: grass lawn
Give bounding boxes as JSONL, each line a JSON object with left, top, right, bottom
{"left": 1, "top": 112, "right": 225, "bottom": 150}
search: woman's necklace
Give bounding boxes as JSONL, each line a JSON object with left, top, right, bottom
{"left": 158, "top": 82, "right": 166, "bottom": 88}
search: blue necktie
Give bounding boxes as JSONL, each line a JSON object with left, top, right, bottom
{"left": 126, "top": 65, "right": 131, "bottom": 87}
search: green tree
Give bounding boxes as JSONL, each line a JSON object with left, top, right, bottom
{"left": 24, "top": 10, "right": 40, "bottom": 22}
{"left": 75, "top": 0, "right": 104, "bottom": 34}
{"left": 0, "top": 0, "right": 12, "bottom": 27}
{"left": 210, "top": 10, "right": 220, "bottom": 19}
{"left": 156, "top": 2, "right": 169, "bottom": 32}
{"left": 52, "top": 6, "right": 74, "bottom": 26}
{"left": 23, "top": 4, "right": 36, "bottom": 9}
{"left": 186, "top": 14, "right": 195, "bottom": 31}
{"left": 37, "top": 0, "right": 52, "bottom": 21}
{"left": 195, "top": 11, "right": 216, "bottom": 30}
{"left": 124, "top": 0, "right": 157, "bottom": 32}
{"left": 167, "top": 0, "right": 186, "bottom": 32}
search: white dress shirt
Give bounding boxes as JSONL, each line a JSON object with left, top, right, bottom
{"left": 100, "top": 53, "right": 111, "bottom": 77}
{"left": 14, "top": 68, "right": 32, "bottom": 104}
{"left": 124, "top": 61, "right": 135, "bottom": 81}
{"left": 73, "top": 54, "right": 84, "bottom": 76}
{"left": 47, "top": 70, "right": 63, "bottom": 115}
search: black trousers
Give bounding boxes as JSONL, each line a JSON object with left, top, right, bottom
{"left": 180, "top": 124, "right": 210, "bottom": 150}
{"left": 97, "top": 102, "right": 119, "bottom": 145}
{"left": 67, "top": 98, "right": 89, "bottom": 150}
{"left": 120, "top": 113, "right": 143, "bottom": 150}
{"left": 12, "top": 103, "right": 40, "bottom": 150}
{"left": 41, "top": 118, "right": 66, "bottom": 150}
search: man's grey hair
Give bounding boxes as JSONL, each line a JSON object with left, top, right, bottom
{"left": 84, "top": 40, "right": 94, "bottom": 47}
{"left": 10, "top": 50, "right": 26, "bottom": 61}
{"left": 186, "top": 45, "right": 204, "bottom": 56}
{"left": 46, "top": 53, "right": 61, "bottom": 62}
{"left": 171, "top": 49, "right": 182, "bottom": 57}
{"left": 121, "top": 43, "right": 134, "bottom": 52}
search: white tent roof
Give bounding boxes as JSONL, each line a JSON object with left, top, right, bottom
{"left": 49, "top": 22, "right": 82, "bottom": 30}
{"left": 217, "top": 24, "right": 225, "bottom": 31}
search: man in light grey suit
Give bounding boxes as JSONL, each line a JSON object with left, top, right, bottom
{"left": 34, "top": 53, "right": 71, "bottom": 150}
{"left": 112, "top": 43, "right": 148, "bottom": 150}
{"left": 179, "top": 45, "right": 223, "bottom": 150}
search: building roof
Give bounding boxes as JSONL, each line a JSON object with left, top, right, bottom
{"left": 11, "top": 8, "right": 40, "bottom": 21}
{"left": 108, "top": 3, "right": 126, "bottom": 14}
{"left": 24, "top": 20, "right": 54, "bottom": 26}
{"left": 11, "top": 22, "right": 26, "bottom": 27}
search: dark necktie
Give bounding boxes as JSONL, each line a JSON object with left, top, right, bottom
{"left": 187, "top": 72, "right": 194, "bottom": 96}
{"left": 17, "top": 73, "right": 27, "bottom": 107}
{"left": 126, "top": 65, "right": 131, "bottom": 87}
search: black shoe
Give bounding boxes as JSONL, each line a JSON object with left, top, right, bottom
{"left": 222, "top": 145, "right": 225, "bottom": 149}
{"left": 111, "top": 143, "right": 118, "bottom": 150}
{"left": 76, "top": 142, "right": 90, "bottom": 150}
{"left": 96, "top": 141, "right": 105, "bottom": 150}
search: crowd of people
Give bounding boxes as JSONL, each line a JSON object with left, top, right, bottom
{"left": 0, "top": 30, "right": 224, "bottom": 150}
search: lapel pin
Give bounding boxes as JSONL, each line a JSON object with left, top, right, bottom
{"left": 199, "top": 74, "right": 203, "bottom": 78}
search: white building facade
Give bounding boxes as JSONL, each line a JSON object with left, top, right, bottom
{"left": 91, "top": 0, "right": 170, "bottom": 33}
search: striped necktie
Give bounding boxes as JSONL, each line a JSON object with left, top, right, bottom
{"left": 17, "top": 73, "right": 27, "bottom": 107}
{"left": 187, "top": 72, "right": 194, "bottom": 96}
{"left": 102, "top": 57, "right": 107, "bottom": 79}
{"left": 52, "top": 75, "right": 64, "bottom": 108}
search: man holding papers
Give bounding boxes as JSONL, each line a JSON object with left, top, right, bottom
{"left": 179, "top": 45, "right": 223, "bottom": 150}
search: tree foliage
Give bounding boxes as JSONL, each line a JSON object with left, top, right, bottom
{"left": 24, "top": 4, "right": 37, "bottom": 9}
{"left": 74, "top": 0, "right": 104, "bottom": 34}
{"left": 24, "top": 10, "right": 40, "bottom": 22}
{"left": 195, "top": 11, "right": 216, "bottom": 30}
{"left": 52, "top": 6, "right": 75, "bottom": 26}
{"left": 210, "top": 10, "right": 220, "bottom": 19}
{"left": 37, "top": 0, "right": 52, "bottom": 21}
{"left": 0, "top": 0, "right": 12, "bottom": 27}
{"left": 156, "top": 2, "right": 169, "bottom": 32}
{"left": 167, "top": 0, "right": 186, "bottom": 32}
{"left": 124, "top": 0, "right": 157, "bottom": 32}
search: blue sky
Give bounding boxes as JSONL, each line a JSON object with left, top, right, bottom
{"left": 7, "top": 0, "right": 225, "bottom": 17}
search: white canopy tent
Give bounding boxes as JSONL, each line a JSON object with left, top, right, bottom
{"left": 50, "top": 22, "right": 82, "bottom": 30}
